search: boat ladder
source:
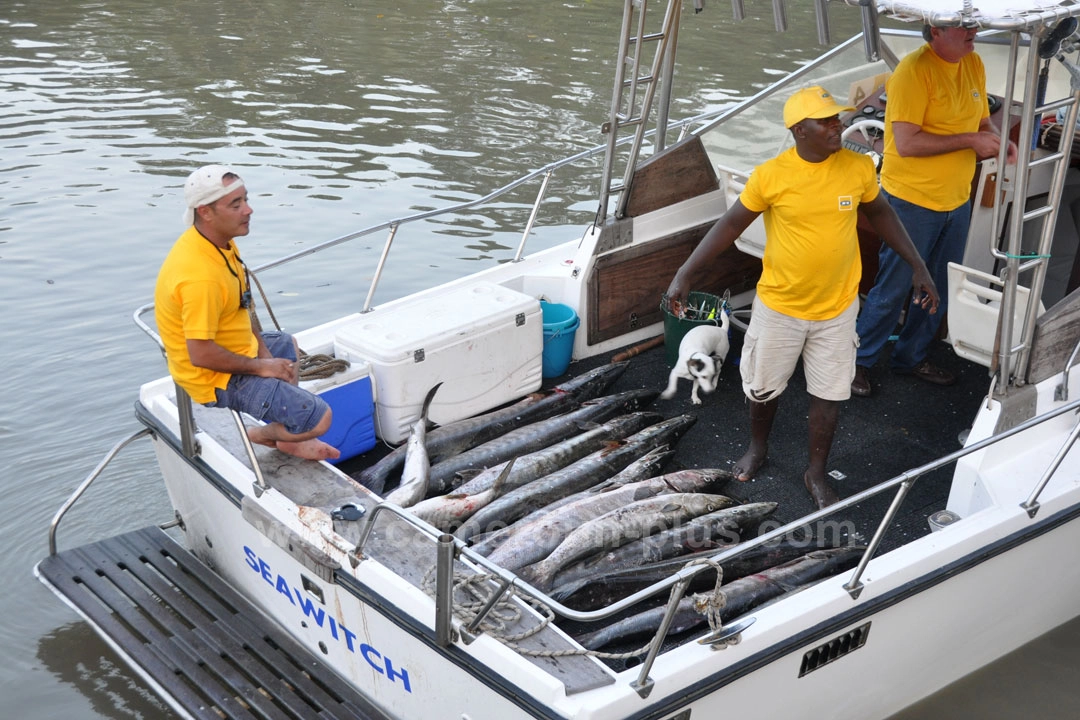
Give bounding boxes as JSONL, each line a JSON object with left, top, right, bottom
{"left": 597, "top": 0, "right": 682, "bottom": 221}
{"left": 596, "top": 0, "right": 836, "bottom": 222}
{"left": 987, "top": 24, "right": 1080, "bottom": 391}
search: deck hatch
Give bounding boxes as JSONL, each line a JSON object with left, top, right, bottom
{"left": 798, "top": 622, "right": 871, "bottom": 677}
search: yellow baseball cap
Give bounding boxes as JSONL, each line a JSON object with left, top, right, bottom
{"left": 783, "top": 86, "right": 855, "bottom": 128}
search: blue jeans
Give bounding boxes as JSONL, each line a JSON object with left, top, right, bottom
{"left": 855, "top": 189, "right": 970, "bottom": 371}
{"left": 208, "top": 331, "right": 329, "bottom": 435}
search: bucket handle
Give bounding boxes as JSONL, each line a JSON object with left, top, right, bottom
{"left": 545, "top": 319, "right": 580, "bottom": 342}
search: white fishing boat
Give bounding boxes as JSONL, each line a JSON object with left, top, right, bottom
{"left": 36, "top": 1, "right": 1080, "bottom": 718}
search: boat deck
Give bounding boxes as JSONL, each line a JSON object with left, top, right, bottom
{"left": 564, "top": 333, "right": 987, "bottom": 551}
{"left": 346, "top": 331, "right": 987, "bottom": 557}
{"left": 35, "top": 526, "right": 391, "bottom": 720}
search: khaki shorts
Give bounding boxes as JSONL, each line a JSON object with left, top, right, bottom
{"left": 739, "top": 296, "right": 858, "bottom": 402}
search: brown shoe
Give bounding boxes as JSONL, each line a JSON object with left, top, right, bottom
{"left": 850, "top": 365, "right": 871, "bottom": 398}
{"left": 895, "top": 360, "right": 956, "bottom": 387}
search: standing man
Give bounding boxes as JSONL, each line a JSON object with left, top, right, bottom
{"left": 851, "top": 23, "right": 1017, "bottom": 397}
{"left": 666, "top": 87, "right": 938, "bottom": 508}
{"left": 155, "top": 165, "right": 340, "bottom": 461}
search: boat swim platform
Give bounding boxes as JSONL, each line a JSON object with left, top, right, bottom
{"left": 35, "top": 526, "right": 391, "bottom": 720}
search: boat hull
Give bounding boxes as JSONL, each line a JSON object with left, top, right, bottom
{"left": 142, "top": 397, "right": 1080, "bottom": 720}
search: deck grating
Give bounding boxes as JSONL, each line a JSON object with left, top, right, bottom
{"left": 37, "top": 526, "right": 389, "bottom": 720}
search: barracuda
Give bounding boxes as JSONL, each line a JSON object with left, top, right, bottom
{"left": 484, "top": 469, "right": 734, "bottom": 571}
{"left": 454, "top": 414, "right": 697, "bottom": 542}
{"left": 383, "top": 382, "right": 440, "bottom": 508}
{"left": 425, "top": 388, "right": 659, "bottom": 496}
{"left": 520, "top": 492, "right": 735, "bottom": 591}
{"left": 354, "top": 361, "right": 628, "bottom": 494}
{"left": 549, "top": 501, "right": 779, "bottom": 597}
{"left": 576, "top": 545, "right": 866, "bottom": 650}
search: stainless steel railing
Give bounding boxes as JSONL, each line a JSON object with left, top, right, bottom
{"left": 349, "top": 392, "right": 1080, "bottom": 695}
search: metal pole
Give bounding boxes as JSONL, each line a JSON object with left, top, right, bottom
{"left": 1021, "top": 414, "right": 1080, "bottom": 516}
{"left": 631, "top": 577, "right": 692, "bottom": 698}
{"left": 844, "top": 478, "right": 915, "bottom": 598}
{"left": 772, "top": 0, "right": 788, "bottom": 32}
{"left": 176, "top": 384, "right": 199, "bottom": 458}
{"left": 48, "top": 429, "right": 152, "bottom": 555}
{"left": 513, "top": 170, "right": 552, "bottom": 262}
{"left": 361, "top": 223, "right": 399, "bottom": 313}
{"left": 814, "top": 0, "right": 830, "bottom": 45}
{"left": 230, "top": 410, "right": 268, "bottom": 495}
{"left": 435, "top": 533, "right": 456, "bottom": 646}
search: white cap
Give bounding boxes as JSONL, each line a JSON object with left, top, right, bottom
{"left": 183, "top": 164, "right": 244, "bottom": 226}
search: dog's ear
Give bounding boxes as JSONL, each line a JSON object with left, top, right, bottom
{"left": 687, "top": 357, "right": 706, "bottom": 373}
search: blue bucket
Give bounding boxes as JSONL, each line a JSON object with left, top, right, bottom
{"left": 541, "top": 301, "right": 579, "bottom": 378}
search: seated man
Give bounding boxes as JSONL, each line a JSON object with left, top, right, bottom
{"left": 154, "top": 165, "right": 339, "bottom": 461}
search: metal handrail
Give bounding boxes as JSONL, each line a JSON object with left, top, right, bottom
{"left": 47, "top": 428, "right": 153, "bottom": 556}
{"left": 351, "top": 391, "right": 1080, "bottom": 702}
{"left": 133, "top": 27, "right": 908, "bottom": 347}
{"left": 349, "top": 392, "right": 1080, "bottom": 635}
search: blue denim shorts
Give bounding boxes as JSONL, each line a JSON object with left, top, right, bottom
{"left": 208, "top": 331, "right": 329, "bottom": 435}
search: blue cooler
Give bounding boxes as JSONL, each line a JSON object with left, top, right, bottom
{"left": 301, "top": 360, "right": 376, "bottom": 464}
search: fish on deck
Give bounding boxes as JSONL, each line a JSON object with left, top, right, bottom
{"left": 454, "top": 414, "right": 697, "bottom": 542}
{"left": 520, "top": 492, "right": 736, "bottom": 591}
{"left": 354, "top": 361, "right": 628, "bottom": 494}
{"left": 575, "top": 546, "right": 865, "bottom": 650}
{"left": 382, "top": 382, "right": 441, "bottom": 508}
{"left": 484, "top": 469, "right": 734, "bottom": 571}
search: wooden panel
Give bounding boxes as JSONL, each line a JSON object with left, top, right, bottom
{"left": 1028, "top": 285, "right": 1080, "bottom": 385}
{"left": 623, "top": 135, "right": 719, "bottom": 218}
{"left": 586, "top": 224, "right": 761, "bottom": 345}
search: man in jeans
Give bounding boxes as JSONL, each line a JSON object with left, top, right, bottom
{"left": 851, "top": 22, "right": 1016, "bottom": 397}
{"left": 155, "top": 165, "right": 340, "bottom": 461}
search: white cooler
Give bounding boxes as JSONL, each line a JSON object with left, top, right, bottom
{"left": 333, "top": 282, "right": 543, "bottom": 444}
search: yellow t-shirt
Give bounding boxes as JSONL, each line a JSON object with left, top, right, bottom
{"left": 154, "top": 227, "right": 258, "bottom": 403}
{"left": 740, "top": 147, "right": 878, "bottom": 321}
{"left": 881, "top": 44, "right": 989, "bottom": 211}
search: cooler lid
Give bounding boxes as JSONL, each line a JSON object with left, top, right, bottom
{"left": 334, "top": 281, "right": 540, "bottom": 363}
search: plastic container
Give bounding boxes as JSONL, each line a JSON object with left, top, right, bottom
{"left": 661, "top": 291, "right": 727, "bottom": 367}
{"left": 333, "top": 282, "right": 543, "bottom": 443}
{"left": 300, "top": 360, "right": 376, "bottom": 464}
{"left": 540, "top": 301, "right": 579, "bottom": 378}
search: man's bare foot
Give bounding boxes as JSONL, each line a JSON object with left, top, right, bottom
{"left": 804, "top": 470, "right": 839, "bottom": 509}
{"left": 276, "top": 438, "right": 341, "bottom": 461}
{"left": 733, "top": 449, "right": 766, "bottom": 482}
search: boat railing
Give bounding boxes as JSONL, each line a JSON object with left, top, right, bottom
{"left": 132, "top": 24, "right": 906, "bottom": 349}
{"left": 345, "top": 392, "right": 1080, "bottom": 696}
{"left": 46, "top": 427, "right": 163, "bottom": 556}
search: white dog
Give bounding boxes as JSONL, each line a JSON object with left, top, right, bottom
{"left": 660, "top": 315, "right": 731, "bottom": 405}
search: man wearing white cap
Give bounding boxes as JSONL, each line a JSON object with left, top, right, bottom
{"left": 666, "top": 86, "right": 937, "bottom": 508}
{"left": 154, "top": 165, "right": 339, "bottom": 461}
